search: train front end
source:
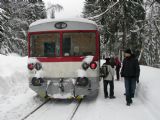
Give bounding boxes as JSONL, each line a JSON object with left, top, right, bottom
{"left": 28, "top": 18, "right": 100, "bottom": 99}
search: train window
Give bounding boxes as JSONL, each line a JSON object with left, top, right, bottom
{"left": 63, "top": 37, "right": 71, "bottom": 56}
{"left": 44, "top": 42, "right": 55, "bottom": 57}
{"left": 30, "top": 33, "right": 60, "bottom": 57}
{"left": 62, "top": 32, "right": 96, "bottom": 56}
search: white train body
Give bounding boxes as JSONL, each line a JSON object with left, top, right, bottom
{"left": 28, "top": 18, "right": 100, "bottom": 98}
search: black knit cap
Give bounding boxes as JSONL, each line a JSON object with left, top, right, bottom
{"left": 124, "top": 49, "right": 132, "bottom": 54}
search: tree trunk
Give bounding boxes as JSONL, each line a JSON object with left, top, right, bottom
{"left": 122, "top": 2, "right": 127, "bottom": 49}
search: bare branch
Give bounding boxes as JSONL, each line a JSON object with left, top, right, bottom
{"left": 153, "top": 20, "right": 160, "bottom": 35}
{"left": 46, "top": 4, "right": 63, "bottom": 12}
{"left": 88, "top": 1, "right": 119, "bottom": 19}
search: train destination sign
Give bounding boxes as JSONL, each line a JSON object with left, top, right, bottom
{"left": 55, "top": 22, "right": 67, "bottom": 29}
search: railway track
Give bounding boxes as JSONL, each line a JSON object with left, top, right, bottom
{"left": 68, "top": 99, "right": 82, "bottom": 120}
{"left": 21, "top": 98, "right": 83, "bottom": 120}
{"left": 21, "top": 98, "right": 51, "bottom": 120}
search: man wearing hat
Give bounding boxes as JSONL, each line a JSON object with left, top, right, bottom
{"left": 121, "top": 48, "right": 140, "bottom": 106}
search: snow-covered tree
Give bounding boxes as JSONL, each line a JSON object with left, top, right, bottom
{"left": 0, "top": 8, "right": 8, "bottom": 45}
{"left": 83, "top": 0, "right": 160, "bottom": 66}
{"left": 83, "top": 0, "right": 145, "bottom": 58}
{"left": 142, "top": 0, "right": 160, "bottom": 65}
{"left": 0, "top": 0, "right": 47, "bottom": 55}
{"left": 46, "top": 2, "right": 63, "bottom": 19}
{"left": 0, "top": 0, "right": 12, "bottom": 54}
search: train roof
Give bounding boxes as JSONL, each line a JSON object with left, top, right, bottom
{"left": 28, "top": 18, "right": 98, "bottom": 32}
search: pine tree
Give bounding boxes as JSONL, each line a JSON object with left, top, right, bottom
{"left": 83, "top": 0, "right": 145, "bottom": 57}
{"left": 83, "top": 0, "right": 160, "bottom": 65}
{"left": 0, "top": 0, "right": 12, "bottom": 54}
{"left": 0, "top": 0, "right": 47, "bottom": 55}
{"left": 142, "top": 0, "right": 160, "bottom": 65}
{"left": 0, "top": 8, "right": 6, "bottom": 48}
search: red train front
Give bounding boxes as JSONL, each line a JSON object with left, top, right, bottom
{"left": 27, "top": 18, "right": 100, "bottom": 99}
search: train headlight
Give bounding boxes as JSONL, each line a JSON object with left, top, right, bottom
{"left": 35, "top": 63, "right": 42, "bottom": 70}
{"left": 90, "top": 62, "right": 97, "bottom": 69}
{"left": 31, "top": 77, "right": 44, "bottom": 86}
{"left": 28, "top": 63, "right": 34, "bottom": 70}
{"left": 82, "top": 62, "right": 89, "bottom": 70}
{"left": 76, "top": 77, "right": 89, "bottom": 87}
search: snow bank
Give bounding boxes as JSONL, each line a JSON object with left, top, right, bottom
{"left": 0, "top": 54, "right": 44, "bottom": 120}
{"left": 137, "top": 66, "right": 160, "bottom": 119}
{"left": 0, "top": 54, "right": 28, "bottom": 95}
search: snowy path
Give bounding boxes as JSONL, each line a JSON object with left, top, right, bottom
{"left": 72, "top": 80, "right": 156, "bottom": 120}
{"left": 25, "top": 99, "right": 80, "bottom": 120}
{"left": 24, "top": 80, "right": 157, "bottom": 120}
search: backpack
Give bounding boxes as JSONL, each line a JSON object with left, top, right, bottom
{"left": 100, "top": 63, "right": 109, "bottom": 78}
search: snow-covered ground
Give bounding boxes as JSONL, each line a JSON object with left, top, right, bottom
{"left": 0, "top": 54, "right": 45, "bottom": 120}
{"left": 73, "top": 78, "right": 156, "bottom": 120}
{"left": 0, "top": 54, "right": 160, "bottom": 120}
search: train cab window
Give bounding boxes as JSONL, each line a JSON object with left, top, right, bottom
{"left": 30, "top": 33, "right": 60, "bottom": 57}
{"left": 44, "top": 42, "right": 55, "bottom": 57}
{"left": 63, "top": 37, "right": 71, "bottom": 56}
{"left": 62, "top": 32, "right": 96, "bottom": 56}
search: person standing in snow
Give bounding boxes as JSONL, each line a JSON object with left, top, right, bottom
{"left": 121, "top": 49, "right": 140, "bottom": 106}
{"left": 102, "top": 57, "right": 116, "bottom": 99}
{"left": 115, "top": 57, "right": 121, "bottom": 81}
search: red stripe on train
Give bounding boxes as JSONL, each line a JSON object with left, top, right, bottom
{"left": 33, "top": 56, "right": 99, "bottom": 62}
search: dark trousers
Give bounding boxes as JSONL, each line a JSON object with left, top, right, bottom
{"left": 124, "top": 77, "right": 136, "bottom": 103}
{"left": 103, "top": 80, "right": 114, "bottom": 97}
{"left": 116, "top": 67, "right": 120, "bottom": 80}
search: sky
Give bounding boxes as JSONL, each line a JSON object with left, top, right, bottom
{"left": 43, "top": 0, "right": 85, "bottom": 18}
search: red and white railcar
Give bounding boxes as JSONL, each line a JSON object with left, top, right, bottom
{"left": 27, "top": 18, "right": 100, "bottom": 99}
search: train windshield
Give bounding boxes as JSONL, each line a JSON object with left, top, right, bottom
{"left": 30, "top": 33, "right": 60, "bottom": 57}
{"left": 30, "top": 32, "right": 96, "bottom": 57}
{"left": 63, "top": 32, "right": 96, "bottom": 56}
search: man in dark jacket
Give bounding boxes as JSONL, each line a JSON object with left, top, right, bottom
{"left": 121, "top": 49, "right": 140, "bottom": 106}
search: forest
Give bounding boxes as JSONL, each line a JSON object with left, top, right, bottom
{"left": 83, "top": 0, "right": 160, "bottom": 66}
{"left": 0, "top": 0, "right": 160, "bottom": 66}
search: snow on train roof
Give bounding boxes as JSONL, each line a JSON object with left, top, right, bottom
{"left": 29, "top": 18, "right": 98, "bottom": 32}
{"left": 30, "top": 18, "right": 97, "bottom": 27}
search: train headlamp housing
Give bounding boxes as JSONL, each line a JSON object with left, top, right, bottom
{"left": 90, "top": 61, "right": 97, "bottom": 69}
{"left": 82, "top": 62, "right": 89, "bottom": 70}
{"left": 35, "top": 62, "right": 42, "bottom": 70}
{"left": 31, "top": 77, "right": 44, "bottom": 86}
{"left": 76, "top": 77, "right": 89, "bottom": 87}
{"left": 28, "top": 63, "right": 34, "bottom": 70}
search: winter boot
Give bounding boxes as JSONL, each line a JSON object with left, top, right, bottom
{"left": 126, "top": 102, "right": 131, "bottom": 106}
{"left": 110, "top": 96, "right": 116, "bottom": 99}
